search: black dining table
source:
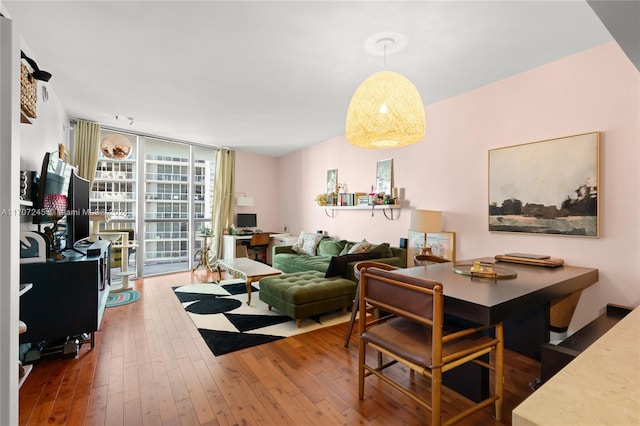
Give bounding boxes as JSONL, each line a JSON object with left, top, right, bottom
{"left": 389, "top": 257, "right": 599, "bottom": 401}
{"left": 391, "top": 257, "right": 598, "bottom": 327}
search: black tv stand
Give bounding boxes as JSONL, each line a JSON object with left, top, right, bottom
{"left": 23, "top": 334, "right": 90, "bottom": 363}
{"left": 20, "top": 240, "right": 111, "bottom": 355}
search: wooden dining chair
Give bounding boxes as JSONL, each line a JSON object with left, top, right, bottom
{"left": 413, "top": 253, "right": 451, "bottom": 266}
{"left": 358, "top": 266, "right": 504, "bottom": 425}
{"left": 343, "top": 261, "right": 397, "bottom": 348}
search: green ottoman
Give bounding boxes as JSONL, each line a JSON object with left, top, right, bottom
{"left": 259, "top": 271, "right": 356, "bottom": 327}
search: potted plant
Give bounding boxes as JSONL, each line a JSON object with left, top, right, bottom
{"left": 315, "top": 193, "right": 327, "bottom": 206}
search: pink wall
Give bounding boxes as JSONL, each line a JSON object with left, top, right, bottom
{"left": 234, "top": 150, "right": 284, "bottom": 233}
{"left": 264, "top": 41, "right": 640, "bottom": 331}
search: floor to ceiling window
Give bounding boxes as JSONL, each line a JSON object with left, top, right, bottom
{"left": 143, "top": 138, "right": 190, "bottom": 275}
{"left": 193, "top": 146, "right": 216, "bottom": 263}
{"left": 90, "top": 129, "right": 217, "bottom": 278}
{"left": 91, "top": 132, "right": 137, "bottom": 284}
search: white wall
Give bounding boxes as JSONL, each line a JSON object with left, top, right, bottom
{"left": 234, "top": 150, "right": 284, "bottom": 233}
{"left": 275, "top": 41, "right": 640, "bottom": 332}
{"left": 18, "top": 84, "right": 69, "bottom": 232}
{"left": 19, "top": 90, "right": 69, "bottom": 171}
{"left": 0, "top": 14, "right": 21, "bottom": 426}
{"left": 0, "top": 10, "right": 70, "bottom": 422}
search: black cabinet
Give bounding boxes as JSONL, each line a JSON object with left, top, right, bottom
{"left": 19, "top": 240, "right": 111, "bottom": 348}
{"left": 540, "top": 304, "right": 632, "bottom": 384}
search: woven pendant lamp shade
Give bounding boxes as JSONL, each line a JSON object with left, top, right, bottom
{"left": 346, "top": 70, "right": 425, "bottom": 149}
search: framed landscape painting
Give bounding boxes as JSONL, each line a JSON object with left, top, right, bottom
{"left": 488, "top": 132, "right": 600, "bottom": 237}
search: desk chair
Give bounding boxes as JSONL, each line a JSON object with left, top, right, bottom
{"left": 344, "top": 261, "right": 397, "bottom": 348}
{"left": 243, "top": 233, "right": 270, "bottom": 263}
{"left": 358, "top": 266, "right": 503, "bottom": 425}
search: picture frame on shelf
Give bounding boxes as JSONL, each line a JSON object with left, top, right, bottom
{"left": 489, "top": 132, "right": 600, "bottom": 237}
{"left": 357, "top": 195, "right": 370, "bottom": 206}
{"left": 327, "top": 169, "right": 338, "bottom": 194}
{"left": 376, "top": 158, "right": 393, "bottom": 196}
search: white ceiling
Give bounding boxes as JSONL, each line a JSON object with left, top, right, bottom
{"left": 3, "top": 1, "right": 615, "bottom": 157}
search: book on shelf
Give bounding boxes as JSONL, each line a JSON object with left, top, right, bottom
{"left": 339, "top": 193, "right": 356, "bottom": 206}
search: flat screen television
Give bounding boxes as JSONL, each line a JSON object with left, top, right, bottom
{"left": 65, "top": 170, "right": 91, "bottom": 252}
{"left": 236, "top": 213, "right": 257, "bottom": 228}
{"left": 32, "top": 151, "right": 74, "bottom": 225}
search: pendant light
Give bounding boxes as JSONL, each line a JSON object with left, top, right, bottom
{"left": 346, "top": 32, "right": 425, "bottom": 149}
{"left": 100, "top": 133, "right": 133, "bottom": 160}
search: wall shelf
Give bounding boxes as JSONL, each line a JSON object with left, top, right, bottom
{"left": 319, "top": 204, "right": 400, "bottom": 220}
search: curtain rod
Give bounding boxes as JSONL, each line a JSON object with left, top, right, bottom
{"left": 69, "top": 118, "right": 227, "bottom": 151}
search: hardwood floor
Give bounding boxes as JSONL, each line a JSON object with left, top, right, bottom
{"left": 19, "top": 270, "right": 540, "bottom": 425}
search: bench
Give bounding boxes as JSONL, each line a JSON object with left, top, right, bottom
{"left": 258, "top": 270, "right": 356, "bottom": 327}
{"left": 540, "top": 303, "right": 633, "bottom": 384}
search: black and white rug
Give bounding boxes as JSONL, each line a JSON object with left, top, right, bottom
{"left": 173, "top": 279, "right": 350, "bottom": 356}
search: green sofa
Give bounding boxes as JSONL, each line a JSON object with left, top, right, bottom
{"left": 271, "top": 239, "right": 407, "bottom": 282}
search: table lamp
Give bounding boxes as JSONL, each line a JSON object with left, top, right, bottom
{"left": 43, "top": 193, "right": 67, "bottom": 259}
{"left": 410, "top": 209, "right": 442, "bottom": 255}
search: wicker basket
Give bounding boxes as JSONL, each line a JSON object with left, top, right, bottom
{"left": 20, "top": 60, "right": 37, "bottom": 119}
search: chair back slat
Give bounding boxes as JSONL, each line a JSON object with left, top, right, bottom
{"left": 250, "top": 233, "right": 270, "bottom": 246}
{"left": 413, "top": 254, "right": 450, "bottom": 266}
{"left": 361, "top": 267, "right": 443, "bottom": 327}
{"left": 353, "top": 261, "right": 397, "bottom": 281}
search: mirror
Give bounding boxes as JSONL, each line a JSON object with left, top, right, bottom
{"left": 100, "top": 133, "right": 132, "bottom": 160}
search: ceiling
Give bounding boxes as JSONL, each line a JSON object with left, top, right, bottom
{"left": 3, "top": 1, "right": 619, "bottom": 157}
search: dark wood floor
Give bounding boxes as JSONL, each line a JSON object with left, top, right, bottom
{"left": 19, "top": 270, "right": 540, "bottom": 425}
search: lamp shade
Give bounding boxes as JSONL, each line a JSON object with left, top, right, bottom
{"left": 237, "top": 196, "right": 254, "bottom": 207}
{"left": 410, "top": 209, "right": 442, "bottom": 233}
{"left": 346, "top": 70, "right": 425, "bottom": 149}
{"left": 43, "top": 194, "right": 67, "bottom": 219}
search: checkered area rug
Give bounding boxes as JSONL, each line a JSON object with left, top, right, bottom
{"left": 173, "top": 279, "right": 349, "bottom": 356}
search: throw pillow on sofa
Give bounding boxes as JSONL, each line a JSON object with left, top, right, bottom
{"left": 317, "top": 239, "right": 347, "bottom": 257}
{"left": 348, "top": 239, "right": 371, "bottom": 254}
{"left": 291, "top": 231, "right": 324, "bottom": 256}
{"left": 369, "top": 242, "right": 393, "bottom": 258}
{"left": 325, "top": 252, "right": 381, "bottom": 278}
{"left": 340, "top": 242, "right": 354, "bottom": 255}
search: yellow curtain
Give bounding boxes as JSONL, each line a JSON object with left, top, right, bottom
{"left": 73, "top": 120, "right": 101, "bottom": 187}
{"left": 210, "top": 149, "right": 235, "bottom": 258}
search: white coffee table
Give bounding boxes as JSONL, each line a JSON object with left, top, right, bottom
{"left": 214, "top": 258, "right": 281, "bottom": 305}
